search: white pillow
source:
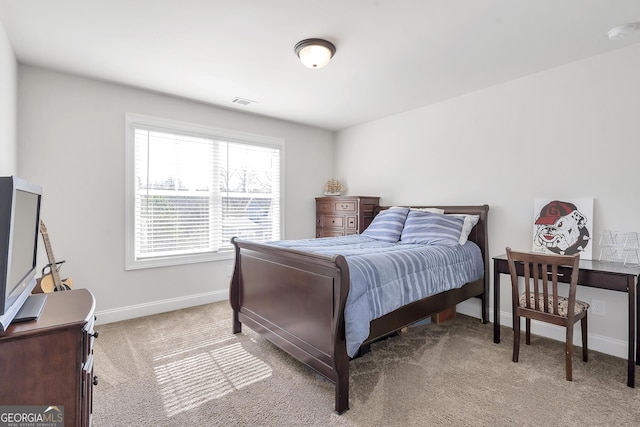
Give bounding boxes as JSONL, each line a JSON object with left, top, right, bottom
{"left": 447, "top": 214, "right": 480, "bottom": 245}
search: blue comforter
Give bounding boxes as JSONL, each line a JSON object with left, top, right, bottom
{"left": 271, "top": 235, "right": 484, "bottom": 357}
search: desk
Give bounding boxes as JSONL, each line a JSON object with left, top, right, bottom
{"left": 493, "top": 254, "right": 640, "bottom": 387}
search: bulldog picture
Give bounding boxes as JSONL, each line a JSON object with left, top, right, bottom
{"left": 533, "top": 199, "right": 592, "bottom": 257}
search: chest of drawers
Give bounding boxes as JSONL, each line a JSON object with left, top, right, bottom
{"left": 315, "top": 196, "right": 380, "bottom": 237}
{"left": 0, "top": 289, "right": 97, "bottom": 426}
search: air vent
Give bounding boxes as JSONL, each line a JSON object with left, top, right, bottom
{"left": 232, "top": 97, "right": 257, "bottom": 106}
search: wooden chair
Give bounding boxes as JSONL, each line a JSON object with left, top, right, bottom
{"left": 506, "top": 247, "right": 589, "bottom": 381}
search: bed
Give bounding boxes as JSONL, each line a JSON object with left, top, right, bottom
{"left": 229, "top": 204, "right": 490, "bottom": 414}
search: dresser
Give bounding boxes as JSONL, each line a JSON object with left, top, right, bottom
{"left": 0, "top": 289, "right": 97, "bottom": 426}
{"left": 316, "top": 196, "right": 380, "bottom": 237}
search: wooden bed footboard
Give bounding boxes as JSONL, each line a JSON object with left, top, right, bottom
{"left": 230, "top": 204, "right": 489, "bottom": 414}
{"left": 229, "top": 238, "right": 352, "bottom": 413}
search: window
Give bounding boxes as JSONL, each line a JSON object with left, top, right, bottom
{"left": 125, "top": 113, "right": 283, "bottom": 270}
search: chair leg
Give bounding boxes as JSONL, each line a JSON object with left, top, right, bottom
{"left": 581, "top": 315, "right": 588, "bottom": 363}
{"left": 525, "top": 318, "right": 531, "bottom": 345}
{"left": 566, "top": 326, "right": 574, "bottom": 381}
{"left": 513, "top": 315, "right": 521, "bottom": 363}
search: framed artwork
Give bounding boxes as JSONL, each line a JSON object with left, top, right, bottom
{"left": 532, "top": 198, "right": 593, "bottom": 259}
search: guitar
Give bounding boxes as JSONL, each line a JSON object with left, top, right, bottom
{"left": 38, "top": 220, "right": 72, "bottom": 293}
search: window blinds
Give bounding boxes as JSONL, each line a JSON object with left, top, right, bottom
{"left": 133, "top": 128, "right": 280, "bottom": 261}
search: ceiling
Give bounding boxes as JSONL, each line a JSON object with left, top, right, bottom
{"left": 1, "top": 1, "right": 640, "bottom": 131}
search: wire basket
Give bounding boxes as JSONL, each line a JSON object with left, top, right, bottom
{"left": 599, "top": 230, "right": 640, "bottom": 266}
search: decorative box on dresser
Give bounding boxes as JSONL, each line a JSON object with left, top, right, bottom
{"left": 0, "top": 289, "right": 97, "bottom": 427}
{"left": 316, "top": 196, "right": 380, "bottom": 237}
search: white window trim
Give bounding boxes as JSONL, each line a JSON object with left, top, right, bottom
{"left": 124, "top": 113, "right": 285, "bottom": 270}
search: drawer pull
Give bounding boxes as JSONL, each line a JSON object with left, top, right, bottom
{"left": 91, "top": 331, "right": 100, "bottom": 339}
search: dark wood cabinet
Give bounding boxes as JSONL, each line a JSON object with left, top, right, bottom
{"left": 316, "top": 196, "right": 380, "bottom": 237}
{"left": 0, "top": 289, "right": 97, "bottom": 426}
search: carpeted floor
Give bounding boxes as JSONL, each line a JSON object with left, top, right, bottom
{"left": 92, "top": 301, "right": 640, "bottom": 426}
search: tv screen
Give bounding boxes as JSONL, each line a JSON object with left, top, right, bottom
{"left": 0, "top": 176, "right": 43, "bottom": 331}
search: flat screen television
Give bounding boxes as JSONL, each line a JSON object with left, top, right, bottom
{"left": 0, "top": 176, "right": 44, "bottom": 331}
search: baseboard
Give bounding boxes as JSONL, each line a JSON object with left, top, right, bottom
{"left": 457, "top": 300, "right": 628, "bottom": 360}
{"left": 94, "top": 289, "right": 228, "bottom": 325}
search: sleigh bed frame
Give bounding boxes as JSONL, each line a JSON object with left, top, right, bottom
{"left": 230, "top": 204, "right": 489, "bottom": 414}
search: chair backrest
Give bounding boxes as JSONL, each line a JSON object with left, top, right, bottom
{"left": 506, "top": 247, "right": 581, "bottom": 318}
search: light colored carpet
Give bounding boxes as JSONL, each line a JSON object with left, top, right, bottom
{"left": 92, "top": 301, "right": 640, "bottom": 426}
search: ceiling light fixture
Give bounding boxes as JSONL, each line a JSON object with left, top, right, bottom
{"left": 294, "top": 38, "right": 336, "bottom": 69}
{"left": 608, "top": 23, "right": 638, "bottom": 40}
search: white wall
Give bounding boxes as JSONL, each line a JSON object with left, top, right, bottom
{"left": 335, "top": 44, "right": 640, "bottom": 358}
{"left": 0, "top": 20, "right": 16, "bottom": 175}
{"left": 17, "top": 65, "right": 334, "bottom": 324}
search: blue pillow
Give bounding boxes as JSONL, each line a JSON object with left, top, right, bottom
{"left": 400, "top": 210, "right": 464, "bottom": 246}
{"left": 361, "top": 207, "right": 410, "bottom": 243}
